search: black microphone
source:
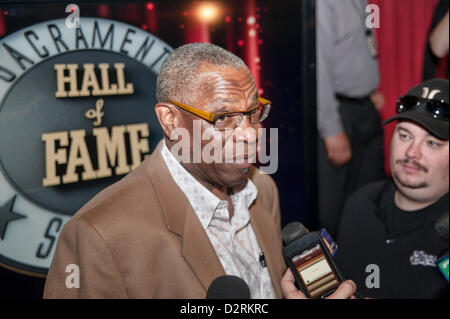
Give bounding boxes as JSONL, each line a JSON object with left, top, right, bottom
{"left": 206, "top": 275, "right": 251, "bottom": 299}
{"left": 435, "top": 212, "right": 449, "bottom": 242}
{"left": 282, "top": 221, "right": 309, "bottom": 245}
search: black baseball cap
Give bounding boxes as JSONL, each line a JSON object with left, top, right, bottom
{"left": 383, "top": 78, "right": 449, "bottom": 140}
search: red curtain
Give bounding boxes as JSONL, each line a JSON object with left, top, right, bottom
{"left": 370, "top": 0, "right": 441, "bottom": 174}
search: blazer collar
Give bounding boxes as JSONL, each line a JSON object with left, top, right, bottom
{"left": 145, "top": 140, "right": 225, "bottom": 292}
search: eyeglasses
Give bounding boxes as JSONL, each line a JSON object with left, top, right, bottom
{"left": 168, "top": 97, "right": 271, "bottom": 130}
{"left": 396, "top": 96, "right": 449, "bottom": 121}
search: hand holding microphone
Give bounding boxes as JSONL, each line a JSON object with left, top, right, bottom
{"left": 280, "top": 221, "right": 357, "bottom": 299}
{"left": 281, "top": 266, "right": 357, "bottom": 299}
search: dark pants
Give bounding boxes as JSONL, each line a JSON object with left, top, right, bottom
{"left": 318, "top": 97, "right": 386, "bottom": 237}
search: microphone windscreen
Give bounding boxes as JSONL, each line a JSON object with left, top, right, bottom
{"left": 435, "top": 212, "right": 449, "bottom": 241}
{"left": 282, "top": 221, "right": 308, "bottom": 246}
{"left": 206, "top": 275, "right": 251, "bottom": 299}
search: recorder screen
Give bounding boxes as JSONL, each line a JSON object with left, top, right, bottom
{"left": 291, "top": 243, "right": 339, "bottom": 298}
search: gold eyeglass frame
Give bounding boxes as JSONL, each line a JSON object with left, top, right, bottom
{"left": 168, "top": 97, "right": 271, "bottom": 128}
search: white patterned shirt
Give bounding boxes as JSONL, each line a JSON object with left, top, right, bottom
{"left": 161, "top": 142, "right": 276, "bottom": 299}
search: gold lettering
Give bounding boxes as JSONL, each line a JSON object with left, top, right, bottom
{"left": 54, "top": 64, "right": 80, "bottom": 98}
{"left": 98, "top": 63, "right": 118, "bottom": 95}
{"left": 114, "top": 63, "right": 134, "bottom": 95}
{"left": 93, "top": 126, "right": 130, "bottom": 178}
{"left": 54, "top": 63, "right": 134, "bottom": 97}
{"left": 42, "top": 131, "right": 69, "bottom": 186}
{"left": 79, "top": 63, "right": 103, "bottom": 97}
{"left": 42, "top": 124, "right": 149, "bottom": 186}
{"left": 62, "top": 130, "right": 96, "bottom": 184}
{"left": 127, "top": 123, "right": 149, "bottom": 170}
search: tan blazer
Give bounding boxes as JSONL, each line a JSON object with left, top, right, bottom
{"left": 43, "top": 140, "right": 286, "bottom": 298}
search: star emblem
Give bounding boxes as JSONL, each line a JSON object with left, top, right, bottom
{"left": 0, "top": 196, "right": 26, "bottom": 240}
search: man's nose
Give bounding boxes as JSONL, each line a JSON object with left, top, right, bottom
{"left": 405, "top": 140, "right": 423, "bottom": 159}
{"left": 234, "top": 116, "right": 258, "bottom": 144}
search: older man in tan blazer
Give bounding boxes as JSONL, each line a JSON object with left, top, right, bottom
{"left": 44, "top": 43, "right": 286, "bottom": 298}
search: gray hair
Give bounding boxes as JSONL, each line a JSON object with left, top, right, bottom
{"left": 156, "top": 43, "right": 250, "bottom": 103}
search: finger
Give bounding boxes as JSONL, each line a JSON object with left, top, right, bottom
{"left": 330, "top": 152, "right": 350, "bottom": 167}
{"left": 337, "top": 147, "right": 352, "bottom": 165}
{"left": 327, "top": 280, "right": 356, "bottom": 299}
{"left": 327, "top": 148, "right": 343, "bottom": 166}
{"left": 329, "top": 157, "right": 343, "bottom": 168}
{"left": 281, "top": 269, "right": 307, "bottom": 299}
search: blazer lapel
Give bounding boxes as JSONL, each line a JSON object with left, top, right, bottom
{"left": 182, "top": 205, "right": 226, "bottom": 291}
{"left": 146, "top": 140, "right": 225, "bottom": 292}
{"left": 249, "top": 199, "right": 284, "bottom": 299}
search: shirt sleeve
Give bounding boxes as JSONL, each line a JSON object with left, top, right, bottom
{"left": 316, "top": 0, "right": 345, "bottom": 139}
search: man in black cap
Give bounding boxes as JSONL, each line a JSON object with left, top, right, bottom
{"left": 334, "top": 79, "right": 449, "bottom": 298}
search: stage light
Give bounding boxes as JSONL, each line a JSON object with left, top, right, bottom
{"left": 247, "top": 16, "right": 256, "bottom": 25}
{"left": 146, "top": 2, "right": 155, "bottom": 11}
{"left": 197, "top": 3, "right": 219, "bottom": 23}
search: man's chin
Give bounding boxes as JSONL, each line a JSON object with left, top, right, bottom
{"left": 393, "top": 173, "right": 427, "bottom": 190}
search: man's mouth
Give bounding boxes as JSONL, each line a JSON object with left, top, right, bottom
{"left": 226, "top": 162, "right": 253, "bottom": 174}
{"left": 402, "top": 164, "right": 422, "bottom": 174}
{"left": 231, "top": 162, "right": 254, "bottom": 168}
{"left": 225, "top": 153, "right": 257, "bottom": 164}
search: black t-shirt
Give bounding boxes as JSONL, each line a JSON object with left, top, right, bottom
{"left": 379, "top": 181, "right": 449, "bottom": 240}
{"left": 335, "top": 180, "right": 448, "bottom": 299}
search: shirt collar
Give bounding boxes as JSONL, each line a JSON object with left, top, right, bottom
{"left": 160, "top": 141, "right": 258, "bottom": 229}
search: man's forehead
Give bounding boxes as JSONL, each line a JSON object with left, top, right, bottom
{"left": 196, "top": 65, "right": 254, "bottom": 85}
{"left": 396, "top": 120, "right": 448, "bottom": 141}
{"left": 396, "top": 120, "right": 425, "bottom": 131}
{"left": 194, "top": 65, "right": 257, "bottom": 103}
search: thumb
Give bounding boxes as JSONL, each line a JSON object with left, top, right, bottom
{"left": 327, "top": 280, "right": 357, "bottom": 299}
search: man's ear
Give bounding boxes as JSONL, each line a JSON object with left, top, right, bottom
{"left": 155, "top": 102, "right": 179, "bottom": 139}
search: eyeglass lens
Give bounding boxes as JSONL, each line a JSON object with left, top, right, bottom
{"left": 214, "top": 104, "right": 270, "bottom": 129}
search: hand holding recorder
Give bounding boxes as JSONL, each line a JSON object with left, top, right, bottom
{"left": 281, "top": 268, "right": 357, "bottom": 299}
{"left": 281, "top": 222, "right": 357, "bottom": 299}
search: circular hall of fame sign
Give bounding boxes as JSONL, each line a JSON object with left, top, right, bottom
{"left": 0, "top": 17, "right": 171, "bottom": 276}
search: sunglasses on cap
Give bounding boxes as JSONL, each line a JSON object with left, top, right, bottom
{"left": 396, "top": 96, "right": 449, "bottom": 121}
